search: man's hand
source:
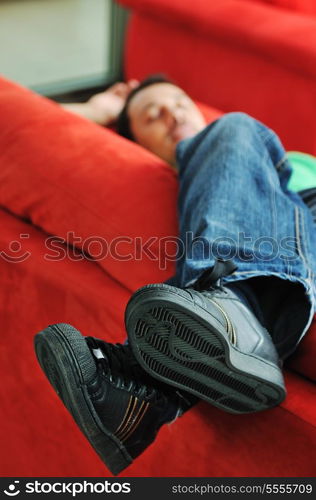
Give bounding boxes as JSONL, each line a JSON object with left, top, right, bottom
{"left": 87, "top": 80, "right": 139, "bottom": 125}
{"left": 61, "top": 79, "right": 139, "bottom": 126}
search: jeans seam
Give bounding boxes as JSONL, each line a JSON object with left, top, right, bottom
{"left": 294, "top": 206, "right": 315, "bottom": 297}
{"left": 265, "top": 151, "right": 277, "bottom": 241}
{"left": 301, "top": 205, "right": 314, "bottom": 287}
{"left": 294, "top": 206, "right": 306, "bottom": 266}
{"left": 295, "top": 205, "right": 314, "bottom": 286}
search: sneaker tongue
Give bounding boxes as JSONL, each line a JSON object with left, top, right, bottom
{"left": 194, "top": 258, "right": 237, "bottom": 291}
{"left": 88, "top": 338, "right": 156, "bottom": 399}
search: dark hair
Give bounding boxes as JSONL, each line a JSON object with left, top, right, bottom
{"left": 117, "top": 73, "right": 175, "bottom": 141}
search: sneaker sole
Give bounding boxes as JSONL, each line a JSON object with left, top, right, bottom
{"left": 125, "top": 284, "right": 286, "bottom": 414}
{"left": 34, "top": 323, "right": 133, "bottom": 475}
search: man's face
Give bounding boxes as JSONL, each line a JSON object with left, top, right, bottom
{"left": 128, "top": 83, "right": 206, "bottom": 165}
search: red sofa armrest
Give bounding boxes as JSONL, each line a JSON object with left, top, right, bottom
{"left": 119, "top": 0, "right": 316, "bottom": 154}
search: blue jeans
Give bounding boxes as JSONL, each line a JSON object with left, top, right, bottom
{"left": 169, "top": 112, "right": 316, "bottom": 358}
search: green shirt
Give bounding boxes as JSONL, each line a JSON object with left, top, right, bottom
{"left": 287, "top": 151, "right": 316, "bottom": 192}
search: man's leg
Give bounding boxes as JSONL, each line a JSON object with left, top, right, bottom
{"left": 126, "top": 113, "right": 316, "bottom": 412}
{"left": 175, "top": 114, "right": 315, "bottom": 288}
{"left": 173, "top": 112, "right": 316, "bottom": 359}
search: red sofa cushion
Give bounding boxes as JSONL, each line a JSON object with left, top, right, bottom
{"left": 0, "top": 78, "right": 177, "bottom": 291}
{"left": 0, "top": 79, "right": 221, "bottom": 293}
{"left": 1, "top": 209, "right": 316, "bottom": 477}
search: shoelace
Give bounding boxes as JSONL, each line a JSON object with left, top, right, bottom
{"left": 85, "top": 336, "right": 165, "bottom": 402}
{"left": 193, "top": 258, "right": 237, "bottom": 292}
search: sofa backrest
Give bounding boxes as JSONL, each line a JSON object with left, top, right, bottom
{"left": 247, "top": 0, "right": 316, "bottom": 17}
{"left": 119, "top": 0, "right": 316, "bottom": 155}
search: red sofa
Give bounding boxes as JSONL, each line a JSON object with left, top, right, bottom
{"left": 1, "top": 0, "right": 316, "bottom": 478}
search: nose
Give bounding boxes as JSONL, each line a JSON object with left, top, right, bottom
{"left": 160, "top": 103, "right": 185, "bottom": 128}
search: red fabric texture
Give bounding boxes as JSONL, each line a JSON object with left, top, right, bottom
{"left": 251, "top": 0, "right": 316, "bottom": 17}
{"left": 119, "top": 0, "right": 316, "bottom": 155}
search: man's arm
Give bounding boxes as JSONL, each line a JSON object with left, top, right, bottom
{"left": 61, "top": 80, "right": 139, "bottom": 126}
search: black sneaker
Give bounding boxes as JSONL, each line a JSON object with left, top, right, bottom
{"left": 125, "top": 260, "right": 286, "bottom": 415}
{"left": 34, "top": 323, "right": 196, "bottom": 475}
